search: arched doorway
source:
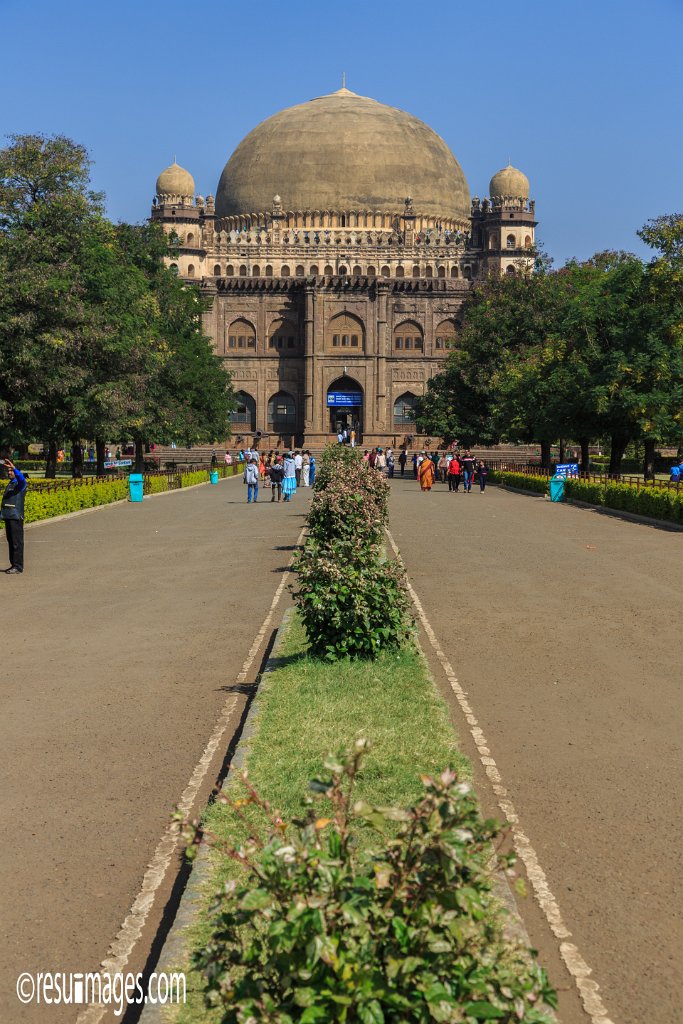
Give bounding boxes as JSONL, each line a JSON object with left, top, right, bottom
{"left": 326, "top": 376, "right": 363, "bottom": 439}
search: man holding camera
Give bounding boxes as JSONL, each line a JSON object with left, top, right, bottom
{"left": 1, "top": 458, "right": 27, "bottom": 574}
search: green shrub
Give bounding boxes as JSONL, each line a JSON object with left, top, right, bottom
{"left": 180, "top": 469, "right": 210, "bottom": 488}
{"left": 292, "top": 541, "right": 411, "bottom": 660}
{"left": 145, "top": 475, "right": 170, "bottom": 495}
{"left": 191, "top": 744, "right": 556, "bottom": 1024}
{"left": 564, "top": 478, "right": 683, "bottom": 524}
{"left": 22, "top": 479, "right": 128, "bottom": 524}
{"left": 307, "top": 465, "right": 389, "bottom": 547}
{"left": 488, "top": 470, "right": 548, "bottom": 495}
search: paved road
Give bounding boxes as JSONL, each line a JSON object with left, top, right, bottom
{"left": 0, "top": 478, "right": 310, "bottom": 1022}
{"left": 388, "top": 477, "right": 682, "bottom": 1024}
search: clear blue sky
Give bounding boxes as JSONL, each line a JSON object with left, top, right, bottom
{"left": 1, "top": 0, "right": 681, "bottom": 265}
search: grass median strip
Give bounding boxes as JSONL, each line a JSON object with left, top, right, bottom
{"left": 173, "top": 613, "right": 471, "bottom": 1023}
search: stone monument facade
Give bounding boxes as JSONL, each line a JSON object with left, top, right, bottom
{"left": 151, "top": 88, "right": 537, "bottom": 447}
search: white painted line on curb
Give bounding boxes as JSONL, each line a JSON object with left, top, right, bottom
{"left": 76, "top": 524, "right": 307, "bottom": 1024}
{"left": 385, "top": 527, "right": 614, "bottom": 1024}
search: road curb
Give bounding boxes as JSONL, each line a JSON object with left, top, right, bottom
{"left": 494, "top": 483, "right": 683, "bottom": 531}
{"left": 137, "top": 608, "right": 293, "bottom": 1024}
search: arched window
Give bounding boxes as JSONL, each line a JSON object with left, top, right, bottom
{"left": 381, "top": 265, "right": 390, "bottom": 277}
{"left": 213, "top": 264, "right": 221, "bottom": 276}
{"left": 230, "top": 391, "right": 256, "bottom": 431}
{"left": 252, "top": 265, "right": 261, "bottom": 276}
{"left": 506, "top": 265, "right": 516, "bottom": 275}
{"left": 450, "top": 266, "right": 459, "bottom": 278}
{"left": 340, "top": 215, "right": 346, "bottom": 227}
{"left": 226, "top": 264, "right": 234, "bottom": 276}
{"left": 463, "top": 266, "right": 472, "bottom": 280}
{"left": 186, "top": 233, "right": 194, "bottom": 246}
{"left": 326, "top": 312, "right": 365, "bottom": 353}
{"left": 524, "top": 235, "right": 532, "bottom": 248}
{"left": 268, "top": 319, "right": 298, "bottom": 352}
{"left": 169, "top": 263, "right": 178, "bottom": 274}
{"left": 187, "top": 264, "right": 195, "bottom": 278}
{"left": 435, "top": 319, "right": 459, "bottom": 351}
{"left": 338, "top": 265, "right": 347, "bottom": 276}
{"left": 281, "top": 265, "right": 291, "bottom": 277}
{"left": 239, "top": 265, "right": 247, "bottom": 276}
{"left": 396, "top": 266, "right": 405, "bottom": 278}
{"left": 437, "top": 266, "right": 445, "bottom": 278}
{"left": 310, "top": 264, "right": 319, "bottom": 275}
{"left": 296, "top": 265, "right": 305, "bottom": 277}
{"left": 393, "top": 392, "right": 418, "bottom": 426}
{"left": 324, "top": 264, "right": 334, "bottom": 275}
{"left": 352, "top": 265, "right": 362, "bottom": 275}
{"left": 425, "top": 265, "right": 433, "bottom": 278}
{"left": 226, "top": 318, "right": 256, "bottom": 352}
{"left": 265, "top": 265, "right": 273, "bottom": 277}
{"left": 268, "top": 391, "right": 296, "bottom": 431}
{"left": 506, "top": 234, "right": 516, "bottom": 249}
{"left": 412, "top": 265, "right": 420, "bottom": 278}
{"left": 393, "top": 320, "right": 423, "bottom": 352}
{"left": 367, "top": 265, "right": 376, "bottom": 276}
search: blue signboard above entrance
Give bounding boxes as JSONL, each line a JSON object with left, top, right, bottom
{"left": 327, "top": 392, "right": 362, "bottom": 406}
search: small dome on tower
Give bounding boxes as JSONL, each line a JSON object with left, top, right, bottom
{"left": 489, "top": 164, "right": 529, "bottom": 200}
{"left": 156, "top": 161, "right": 195, "bottom": 199}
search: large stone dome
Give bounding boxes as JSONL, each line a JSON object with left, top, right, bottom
{"left": 215, "top": 88, "right": 470, "bottom": 225}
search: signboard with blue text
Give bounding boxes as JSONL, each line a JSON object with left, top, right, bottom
{"left": 554, "top": 463, "right": 579, "bottom": 478}
{"left": 327, "top": 392, "right": 362, "bottom": 407}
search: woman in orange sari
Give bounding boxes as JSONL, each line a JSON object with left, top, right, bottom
{"left": 418, "top": 453, "right": 435, "bottom": 491}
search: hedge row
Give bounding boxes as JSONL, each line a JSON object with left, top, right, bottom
{"left": 23, "top": 478, "right": 129, "bottom": 523}
{"left": 489, "top": 470, "right": 683, "bottom": 524}
{"left": 488, "top": 470, "right": 549, "bottom": 494}
{"left": 564, "top": 478, "right": 683, "bottom": 524}
{"left": 1, "top": 467, "right": 224, "bottom": 528}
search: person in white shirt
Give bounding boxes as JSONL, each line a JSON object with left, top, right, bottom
{"left": 294, "top": 450, "right": 303, "bottom": 485}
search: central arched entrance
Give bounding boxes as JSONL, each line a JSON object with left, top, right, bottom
{"left": 326, "top": 376, "right": 363, "bottom": 440}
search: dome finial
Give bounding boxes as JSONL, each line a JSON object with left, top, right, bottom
{"left": 342, "top": 71, "right": 346, "bottom": 89}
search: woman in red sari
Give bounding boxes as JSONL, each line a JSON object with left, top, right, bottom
{"left": 418, "top": 453, "right": 435, "bottom": 491}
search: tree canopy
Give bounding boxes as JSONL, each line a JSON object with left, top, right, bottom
{"left": 0, "top": 134, "right": 235, "bottom": 474}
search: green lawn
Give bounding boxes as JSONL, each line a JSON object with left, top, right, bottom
{"left": 173, "top": 613, "right": 471, "bottom": 1023}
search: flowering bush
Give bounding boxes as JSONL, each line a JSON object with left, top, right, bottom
{"left": 307, "top": 470, "right": 389, "bottom": 547}
{"left": 190, "top": 743, "right": 557, "bottom": 1024}
{"left": 293, "top": 540, "right": 410, "bottom": 660}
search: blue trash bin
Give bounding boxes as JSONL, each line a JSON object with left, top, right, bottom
{"left": 210, "top": 469, "right": 219, "bottom": 485}
{"left": 549, "top": 475, "right": 565, "bottom": 502}
{"left": 129, "top": 473, "right": 144, "bottom": 502}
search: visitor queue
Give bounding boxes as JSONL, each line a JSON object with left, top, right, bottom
{"left": 360, "top": 446, "right": 489, "bottom": 494}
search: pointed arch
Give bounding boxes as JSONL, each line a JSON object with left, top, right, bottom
{"left": 326, "top": 311, "right": 365, "bottom": 353}
{"left": 393, "top": 319, "right": 423, "bottom": 353}
{"left": 231, "top": 390, "right": 256, "bottom": 431}
{"left": 393, "top": 391, "right": 419, "bottom": 426}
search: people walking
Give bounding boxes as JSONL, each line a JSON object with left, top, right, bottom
{"left": 294, "top": 450, "right": 303, "bottom": 485}
{"left": 375, "top": 448, "right": 386, "bottom": 473}
{"left": 243, "top": 455, "right": 259, "bottom": 503}
{"left": 412, "top": 452, "right": 418, "bottom": 479}
{"left": 269, "top": 456, "right": 284, "bottom": 501}
{"left": 462, "top": 451, "right": 475, "bottom": 492}
{"left": 477, "top": 460, "right": 489, "bottom": 492}
{"left": 302, "top": 450, "right": 311, "bottom": 487}
{"left": 224, "top": 450, "right": 232, "bottom": 467}
{"left": 386, "top": 448, "right": 395, "bottom": 479}
{"left": 418, "top": 453, "right": 436, "bottom": 491}
{"left": 309, "top": 453, "right": 316, "bottom": 486}
{"left": 399, "top": 449, "right": 407, "bottom": 477}
{"left": 448, "top": 454, "right": 461, "bottom": 492}
{"left": 438, "top": 452, "right": 448, "bottom": 483}
{"left": 282, "top": 451, "right": 297, "bottom": 501}
{"left": 1, "top": 458, "right": 27, "bottom": 573}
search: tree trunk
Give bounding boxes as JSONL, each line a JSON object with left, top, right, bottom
{"left": 608, "top": 435, "right": 628, "bottom": 476}
{"left": 580, "top": 437, "right": 590, "bottom": 474}
{"left": 71, "top": 440, "right": 84, "bottom": 479}
{"left": 45, "top": 440, "right": 58, "bottom": 479}
{"left": 95, "top": 438, "right": 106, "bottom": 476}
{"left": 643, "top": 439, "right": 656, "bottom": 481}
{"left": 134, "top": 438, "right": 145, "bottom": 473}
{"left": 540, "top": 439, "right": 552, "bottom": 470}
{"left": 559, "top": 438, "right": 566, "bottom": 463}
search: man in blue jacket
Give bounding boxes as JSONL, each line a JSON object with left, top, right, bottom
{"left": 1, "top": 458, "right": 27, "bottom": 573}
